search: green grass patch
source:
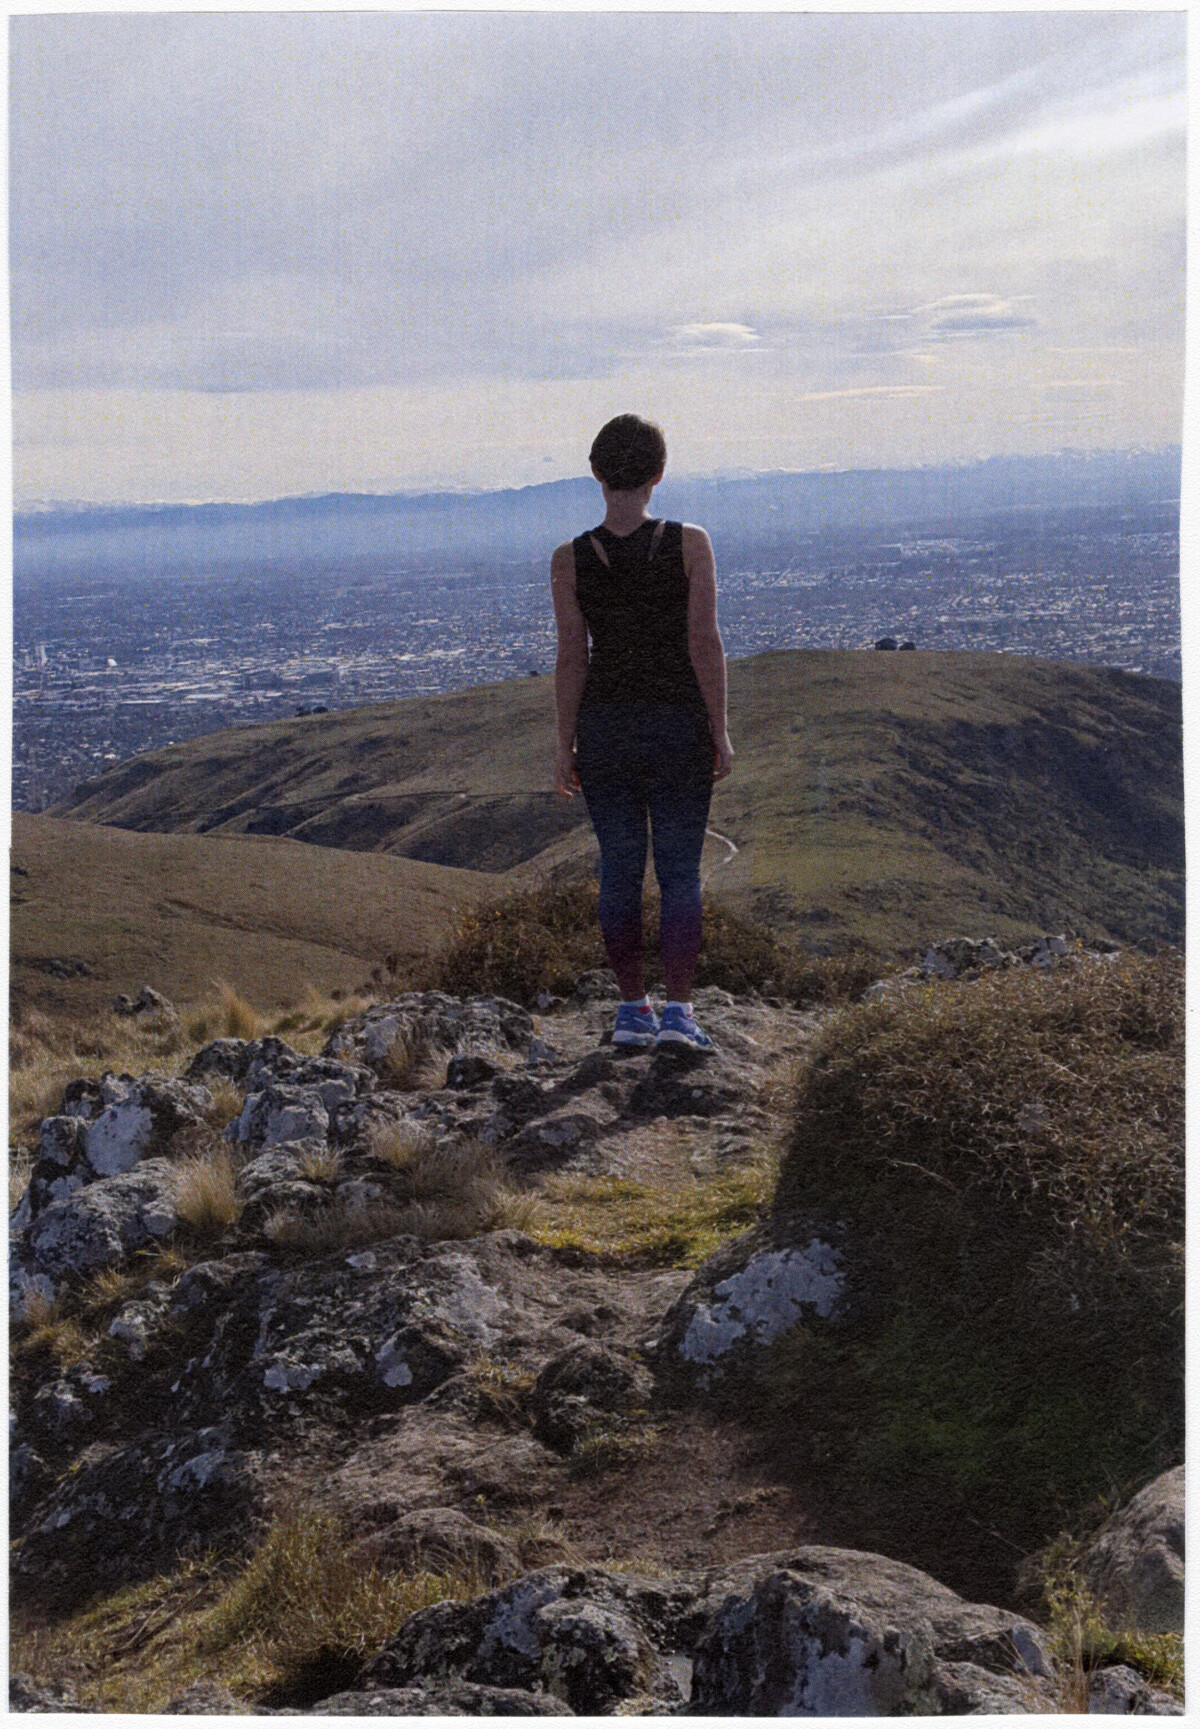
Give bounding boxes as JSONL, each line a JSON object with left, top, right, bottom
{"left": 530, "top": 1161, "right": 774, "bottom": 1268}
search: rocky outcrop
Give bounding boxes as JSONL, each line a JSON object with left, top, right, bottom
{"left": 354, "top": 1548, "right": 1052, "bottom": 1715}
{"left": 1078, "top": 1466, "right": 1184, "bottom": 1633}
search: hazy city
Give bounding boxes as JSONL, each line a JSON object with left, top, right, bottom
{"left": 13, "top": 499, "right": 1179, "bottom": 812}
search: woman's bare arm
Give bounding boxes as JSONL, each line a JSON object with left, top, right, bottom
{"left": 551, "top": 540, "right": 589, "bottom": 797}
{"left": 683, "top": 524, "right": 734, "bottom": 779}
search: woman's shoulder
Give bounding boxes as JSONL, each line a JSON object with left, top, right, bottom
{"left": 550, "top": 539, "right": 578, "bottom": 581}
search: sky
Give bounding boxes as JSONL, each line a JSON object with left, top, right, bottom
{"left": 8, "top": 9, "right": 1188, "bottom": 505}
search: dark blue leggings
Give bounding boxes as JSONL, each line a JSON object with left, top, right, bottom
{"left": 574, "top": 703, "right": 714, "bottom": 998}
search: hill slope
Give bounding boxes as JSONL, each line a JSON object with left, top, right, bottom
{"left": 10, "top": 814, "right": 494, "bottom": 1021}
{"left": 51, "top": 650, "right": 1183, "bottom": 956}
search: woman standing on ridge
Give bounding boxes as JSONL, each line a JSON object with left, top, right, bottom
{"left": 551, "top": 415, "right": 733, "bottom": 1050}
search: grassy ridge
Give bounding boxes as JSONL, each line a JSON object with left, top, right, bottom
{"left": 49, "top": 650, "right": 1183, "bottom": 958}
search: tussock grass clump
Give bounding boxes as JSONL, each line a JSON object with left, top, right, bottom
{"left": 766, "top": 950, "right": 1183, "bottom": 1564}
{"left": 201, "top": 1503, "right": 479, "bottom": 1689}
{"left": 264, "top": 1134, "right": 533, "bottom": 1256}
{"left": 424, "top": 878, "right": 882, "bottom": 1008}
{"left": 173, "top": 1149, "right": 243, "bottom": 1239}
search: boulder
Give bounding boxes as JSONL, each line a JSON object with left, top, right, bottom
{"left": 186, "top": 1036, "right": 373, "bottom": 1102}
{"left": 325, "top": 993, "right": 536, "bottom": 1074}
{"left": 352, "top": 1549, "right": 1050, "bottom": 1716}
{"left": 688, "top": 1547, "right": 1049, "bottom": 1713}
{"left": 14, "top": 1075, "right": 211, "bottom": 1229}
{"left": 225, "top": 1084, "right": 331, "bottom": 1150}
{"left": 1078, "top": 1466, "right": 1184, "bottom": 1632}
{"left": 12, "top": 1426, "right": 270, "bottom": 1607}
{"left": 1087, "top": 1662, "right": 1184, "bottom": 1714}
{"left": 530, "top": 1341, "right": 653, "bottom": 1453}
{"left": 9, "top": 1673, "right": 88, "bottom": 1712}
{"left": 161, "top": 1681, "right": 255, "bottom": 1713}
{"left": 654, "top": 1223, "right": 845, "bottom": 1380}
{"left": 112, "top": 985, "right": 177, "bottom": 1019}
{"left": 12, "top": 1157, "right": 179, "bottom": 1302}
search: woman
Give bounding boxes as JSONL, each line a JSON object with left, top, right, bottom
{"left": 552, "top": 414, "right": 734, "bottom": 1050}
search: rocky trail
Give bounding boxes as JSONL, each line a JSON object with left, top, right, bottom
{"left": 9, "top": 961, "right": 1183, "bottom": 1713}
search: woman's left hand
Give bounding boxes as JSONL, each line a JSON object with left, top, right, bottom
{"left": 712, "top": 731, "right": 734, "bottom": 781}
{"left": 555, "top": 741, "right": 581, "bottom": 798}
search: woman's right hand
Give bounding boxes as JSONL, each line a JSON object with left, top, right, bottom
{"left": 712, "top": 730, "right": 734, "bottom": 780}
{"left": 555, "top": 741, "right": 581, "bottom": 798}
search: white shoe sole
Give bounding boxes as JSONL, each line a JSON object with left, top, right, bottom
{"left": 654, "top": 1029, "right": 713, "bottom": 1049}
{"left": 612, "top": 1029, "right": 657, "bottom": 1047}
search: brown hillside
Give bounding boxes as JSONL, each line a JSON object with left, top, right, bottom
{"left": 10, "top": 814, "right": 494, "bottom": 1021}
{"left": 49, "top": 651, "right": 1183, "bottom": 957}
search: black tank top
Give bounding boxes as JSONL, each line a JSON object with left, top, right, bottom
{"left": 573, "top": 519, "right": 705, "bottom": 710}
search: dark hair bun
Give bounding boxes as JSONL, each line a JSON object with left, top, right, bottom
{"left": 589, "top": 415, "right": 667, "bottom": 491}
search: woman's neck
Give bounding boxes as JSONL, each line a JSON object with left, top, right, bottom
{"left": 599, "top": 476, "right": 657, "bottom": 536}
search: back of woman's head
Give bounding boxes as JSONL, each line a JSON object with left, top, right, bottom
{"left": 589, "top": 415, "right": 667, "bottom": 491}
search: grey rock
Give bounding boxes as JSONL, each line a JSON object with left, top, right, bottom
{"left": 1088, "top": 1662, "right": 1185, "bottom": 1714}
{"left": 656, "top": 1223, "right": 844, "bottom": 1378}
{"left": 9, "top": 1673, "right": 88, "bottom": 1712}
{"left": 447, "top": 1053, "right": 499, "bottom": 1089}
{"left": 305, "top": 1683, "right": 570, "bottom": 1715}
{"left": 688, "top": 1546, "right": 1049, "bottom": 1715}
{"left": 15, "top": 1157, "right": 179, "bottom": 1298}
{"left": 187, "top": 1036, "right": 372, "bottom": 1100}
{"left": 326, "top": 993, "right": 535, "bottom": 1074}
{"left": 226, "top": 1084, "right": 331, "bottom": 1149}
{"left": 530, "top": 1341, "right": 653, "bottom": 1455}
{"left": 161, "top": 1680, "right": 255, "bottom": 1713}
{"left": 571, "top": 969, "right": 621, "bottom": 1004}
{"left": 13, "top": 1427, "right": 269, "bottom": 1606}
{"left": 1079, "top": 1467, "right": 1184, "bottom": 1633}
{"left": 112, "top": 985, "right": 177, "bottom": 1019}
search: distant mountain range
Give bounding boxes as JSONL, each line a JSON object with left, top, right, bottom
{"left": 14, "top": 447, "right": 1181, "bottom": 579}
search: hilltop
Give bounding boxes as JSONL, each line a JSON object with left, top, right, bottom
{"left": 51, "top": 649, "right": 1184, "bottom": 961}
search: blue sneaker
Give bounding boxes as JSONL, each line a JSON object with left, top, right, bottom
{"left": 612, "top": 1000, "right": 661, "bottom": 1047}
{"left": 655, "top": 1003, "right": 715, "bottom": 1051}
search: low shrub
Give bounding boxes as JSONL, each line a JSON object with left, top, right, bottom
{"left": 763, "top": 950, "right": 1183, "bottom": 1571}
{"left": 423, "top": 878, "right": 882, "bottom": 1007}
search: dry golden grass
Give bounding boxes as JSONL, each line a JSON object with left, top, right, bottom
{"left": 10, "top": 1145, "right": 35, "bottom": 1212}
{"left": 200, "top": 1502, "right": 484, "bottom": 1687}
{"left": 173, "top": 1149, "right": 243, "bottom": 1239}
{"left": 295, "top": 1145, "right": 343, "bottom": 1183}
{"left": 199, "top": 1078, "right": 245, "bottom": 1130}
{"left": 262, "top": 1135, "right": 531, "bottom": 1255}
{"left": 369, "top": 1119, "right": 435, "bottom": 1171}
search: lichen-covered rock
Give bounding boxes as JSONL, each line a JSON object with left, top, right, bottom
{"left": 186, "top": 1036, "right": 373, "bottom": 1102}
{"left": 9, "top": 1673, "right": 88, "bottom": 1712}
{"left": 161, "top": 1680, "right": 255, "bottom": 1714}
{"left": 653, "top": 1222, "right": 845, "bottom": 1381}
{"left": 688, "top": 1547, "right": 1049, "bottom": 1715}
{"left": 325, "top": 993, "right": 535, "bottom": 1075}
{"left": 14, "top": 1075, "right": 210, "bottom": 1232}
{"left": 12, "top": 1426, "right": 270, "bottom": 1607}
{"left": 305, "top": 1682, "right": 571, "bottom": 1715}
{"left": 530, "top": 1341, "right": 653, "bottom": 1453}
{"left": 225, "top": 1083, "right": 331, "bottom": 1149}
{"left": 356, "top": 1566, "right": 671, "bottom": 1713}
{"left": 12, "top": 1157, "right": 179, "bottom": 1303}
{"left": 1078, "top": 1466, "right": 1184, "bottom": 1633}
